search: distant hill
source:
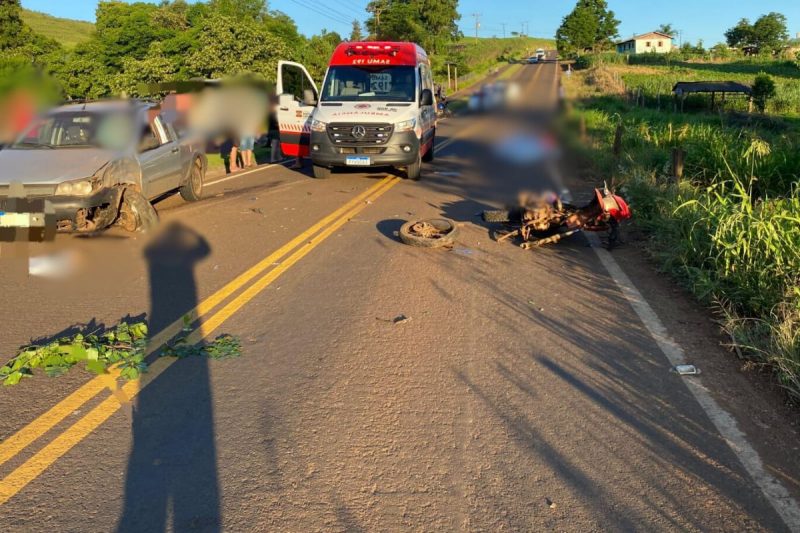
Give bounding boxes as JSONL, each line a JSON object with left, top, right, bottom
{"left": 21, "top": 8, "right": 94, "bottom": 48}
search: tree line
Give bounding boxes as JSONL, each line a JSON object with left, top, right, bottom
{"left": 555, "top": 0, "right": 792, "bottom": 57}
{"left": 1, "top": 0, "right": 465, "bottom": 101}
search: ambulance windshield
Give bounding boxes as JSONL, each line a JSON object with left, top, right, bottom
{"left": 321, "top": 66, "right": 416, "bottom": 102}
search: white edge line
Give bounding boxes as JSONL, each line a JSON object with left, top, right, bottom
{"left": 205, "top": 160, "right": 293, "bottom": 187}
{"left": 589, "top": 234, "right": 800, "bottom": 529}
{"left": 550, "top": 151, "right": 800, "bottom": 529}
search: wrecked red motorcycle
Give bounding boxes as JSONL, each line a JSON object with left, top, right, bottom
{"left": 482, "top": 184, "right": 632, "bottom": 249}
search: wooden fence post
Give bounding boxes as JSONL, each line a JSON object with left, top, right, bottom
{"left": 671, "top": 147, "right": 685, "bottom": 183}
{"left": 613, "top": 125, "right": 624, "bottom": 158}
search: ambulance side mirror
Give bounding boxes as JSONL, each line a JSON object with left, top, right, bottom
{"left": 420, "top": 89, "right": 434, "bottom": 106}
{"left": 303, "top": 89, "right": 317, "bottom": 106}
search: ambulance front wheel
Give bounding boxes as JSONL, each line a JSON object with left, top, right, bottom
{"left": 405, "top": 151, "right": 422, "bottom": 181}
{"left": 422, "top": 130, "right": 435, "bottom": 163}
{"left": 312, "top": 164, "right": 331, "bottom": 179}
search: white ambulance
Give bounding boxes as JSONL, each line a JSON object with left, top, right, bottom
{"left": 276, "top": 41, "right": 437, "bottom": 180}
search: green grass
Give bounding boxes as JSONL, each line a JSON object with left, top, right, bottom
{"left": 433, "top": 36, "right": 553, "bottom": 88}
{"left": 21, "top": 8, "right": 94, "bottom": 49}
{"left": 207, "top": 144, "right": 273, "bottom": 174}
{"left": 563, "top": 63, "right": 800, "bottom": 402}
{"left": 577, "top": 54, "right": 800, "bottom": 116}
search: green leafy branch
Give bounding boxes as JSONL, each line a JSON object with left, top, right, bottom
{"left": 1, "top": 322, "right": 149, "bottom": 386}
{"left": 1, "top": 319, "right": 243, "bottom": 386}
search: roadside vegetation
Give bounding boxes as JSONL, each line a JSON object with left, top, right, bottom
{"left": 554, "top": 0, "right": 800, "bottom": 402}
{"left": 562, "top": 61, "right": 800, "bottom": 402}
{"left": 2, "top": 0, "right": 549, "bottom": 102}
{"left": 20, "top": 8, "right": 94, "bottom": 48}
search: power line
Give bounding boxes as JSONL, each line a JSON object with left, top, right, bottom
{"left": 286, "top": 0, "right": 351, "bottom": 26}
{"left": 471, "top": 12, "right": 481, "bottom": 42}
{"left": 311, "top": 1, "right": 359, "bottom": 23}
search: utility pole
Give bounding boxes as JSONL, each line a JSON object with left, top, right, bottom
{"left": 471, "top": 13, "right": 481, "bottom": 43}
{"left": 501, "top": 23, "right": 506, "bottom": 39}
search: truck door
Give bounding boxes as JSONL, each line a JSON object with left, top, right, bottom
{"left": 276, "top": 61, "right": 319, "bottom": 157}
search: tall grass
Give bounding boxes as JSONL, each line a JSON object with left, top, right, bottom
{"left": 564, "top": 65, "right": 800, "bottom": 401}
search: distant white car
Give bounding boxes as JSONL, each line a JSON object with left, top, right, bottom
{"left": 536, "top": 49, "right": 546, "bottom": 61}
{"left": 527, "top": 56, "right": 539, "bottom": 64}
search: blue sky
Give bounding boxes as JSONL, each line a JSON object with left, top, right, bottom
{"left": 21, "top": 0, "right": 800, "bottom": 45}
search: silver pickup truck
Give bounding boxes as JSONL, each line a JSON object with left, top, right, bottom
{"left": 0, "top": 100, "right": 207, "bottom": 237}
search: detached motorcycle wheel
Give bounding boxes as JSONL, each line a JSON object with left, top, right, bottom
{"left": 117, "top": 188, "right": 159, "bottom": 233}
{"left": 399, "top": 218, "right": 457, "bottom": 248}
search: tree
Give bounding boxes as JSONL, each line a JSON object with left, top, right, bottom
{"left": 725, "top": 13, "right": 787, "bottom": 53}
{"left": 556, "top": 0, "right": 619, "bottom": 55}
{"left": 0, "top": 0, "right": 61, "bottom": 61}
{"left": 365, "top": 0, "right": 460, "bottom": 54}
{"left": 94, "top": 2, "right": 178, "bottom": 69}
{"left": 752, "top": 73, "right": 776, "bottom": 113}
{"left": 350, "top": 20, "right": 363, "bottom": 41}
{"left": 0, "top": 0, "right": 26, "bottom": 50}
{"left": 725, "top": 18, "right": 753, "bottom": 48}
{"left": 303, "top": 30, "right": 342, "bottom": 81}
{"left": 751, "top": 12, "right": 788, "bottom": 53}
{"left": 208, "top": 0, "right": 268, "bottom": 20}
{"left": 185, "top": 12, "right": 289, "bottom": 80}
{"left": 657, "top": 23, "right": 675, "bottom": 37}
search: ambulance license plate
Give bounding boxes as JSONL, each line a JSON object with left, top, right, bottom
{"left": 345, "top": 156, "right": 371, "bottom": 166}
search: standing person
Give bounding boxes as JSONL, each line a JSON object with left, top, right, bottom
{"left": 229, "top": 137, "right": 242, "bottom": 172}
{"left": 268, "top": 106, "right": 282, "bottom": 163}
{"left": 240, "top": 132, "right": 256, "bottom": 168}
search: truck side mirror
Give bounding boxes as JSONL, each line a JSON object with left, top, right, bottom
{"left": 303, "top": 89, "right": 317, "bottom": 106}
{"left": 420, "top": 89, "right": 433, "bottom": 106}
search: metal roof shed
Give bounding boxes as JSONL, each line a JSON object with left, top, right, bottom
{"left": 672, "top": 81, "right": 753, "bottom": 112}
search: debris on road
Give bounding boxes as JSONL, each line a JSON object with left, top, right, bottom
{"left": 376, "top": 314, "right": 411, "bottom": 325}
{"left": 0, "top": 321, "right": 149, "bottom": 385}
{"left": 482, "top": 184, "right": 631, "bottom": 249}
{"left": 399, "top": 218, "right": 458, "bottom": 248}
{"left": 672, "top": 364, "right": 701, "bottom": 375}
{"left": 545, "top": 497, "right": 557, "bottom": 509}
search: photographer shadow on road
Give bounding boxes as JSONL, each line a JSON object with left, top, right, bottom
{"left": 117, "top": 221, "right": 220, "bottom": 533}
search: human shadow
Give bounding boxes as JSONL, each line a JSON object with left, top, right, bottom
{"left": 117, "top": 222, "right": 219, "bottom": 533}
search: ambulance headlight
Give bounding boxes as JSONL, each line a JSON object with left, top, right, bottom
{"left": 394, "top": 118, "right": 416, "bottom": 132}
{"left": 311, "top": 119, "right": 327, "bottom": 132}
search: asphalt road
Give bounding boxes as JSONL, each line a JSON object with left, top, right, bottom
{"left": 0, "top": 61, "right": 798, "bottom": 532}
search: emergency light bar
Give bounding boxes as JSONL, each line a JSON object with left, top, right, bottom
{"left": 345, "top": 45, "right": 399, "bottom": 57}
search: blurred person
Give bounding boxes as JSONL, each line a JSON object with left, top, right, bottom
{"left": 268, "top": 108, "right": 281, "bottom": 163}
{"left": 230, "top": 137, "right": 243, "bottom": 172}
{"left": 240, "top": 132, "right": 256, "bottom": 168}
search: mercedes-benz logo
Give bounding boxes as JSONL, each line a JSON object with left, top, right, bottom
{"left": 351, "top": 125, "right": 367, "bottom": 138}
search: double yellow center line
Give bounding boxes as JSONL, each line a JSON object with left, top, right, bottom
{"left": 0, "top": 174, "right": 400, "bottom": 505}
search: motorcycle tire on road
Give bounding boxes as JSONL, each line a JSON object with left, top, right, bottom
{"left": 399, "top": 218, "right": 457, "bottom": 248}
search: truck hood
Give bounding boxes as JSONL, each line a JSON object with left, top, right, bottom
{"left": 313, "top": 102, "right": 417, "bottom": 125}
{"left": 0, "top": 148, "right": 113, "bottom": 185}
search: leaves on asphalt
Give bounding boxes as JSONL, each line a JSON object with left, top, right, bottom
{"left": 0, "top": 322, "right": 149, "bottom": 386}
{"left": 1, "top": 320, "right": 242, "bottom": 386}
